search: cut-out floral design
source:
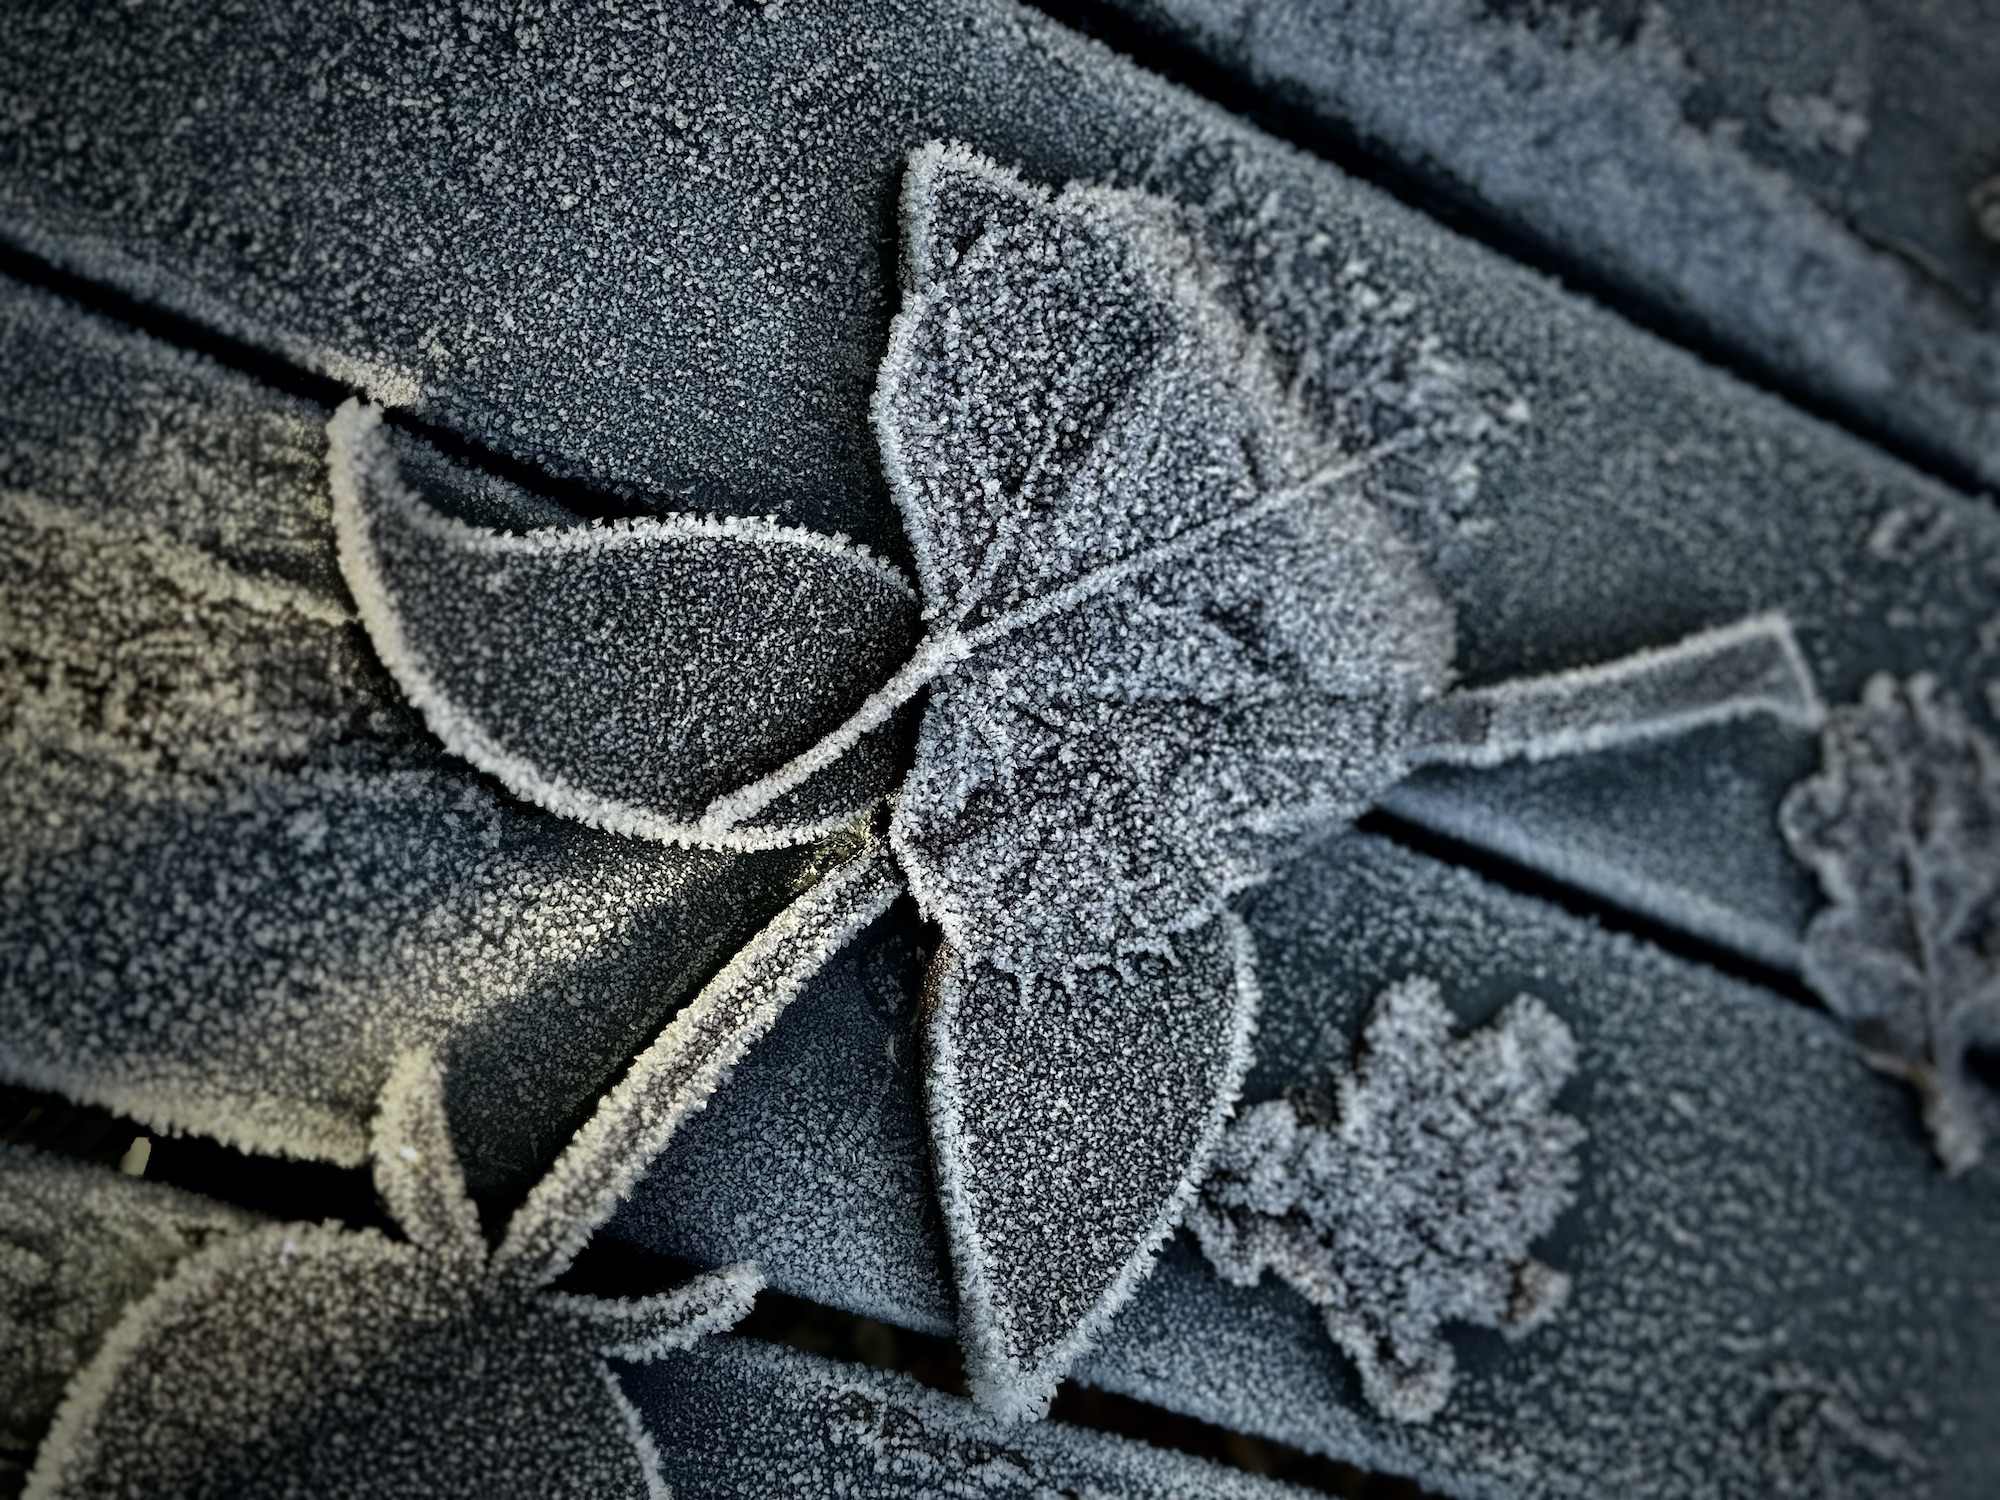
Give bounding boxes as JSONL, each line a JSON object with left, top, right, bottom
{"left": 1780, "top": 673, "right": 2000, "bottom": 1172}
{"left": 329, "top": 142, "right": 1820, "bottom": 1417}
{"left": 23, "top": 848, "right": 902, "bottom": 1498}
{"left": 1188, "top": 978, "right": 1585, "bottom": 1424}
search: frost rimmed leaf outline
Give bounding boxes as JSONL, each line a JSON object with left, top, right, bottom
{"left": 1188, "top": 977, "right": 1585, "bottom": 1424}
{"left": 1780, "top": 673, "right": 2000, "bottom": 1172}
{"left": 23, "top": 849, "right": 902, "bottom": 1499}
{"left": 328, "top": 141, "right": 1822, "bottom": 1418}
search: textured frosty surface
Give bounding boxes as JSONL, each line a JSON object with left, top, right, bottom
{"left": 23, "top": 1051, "right": 759, "bottom": 1500}
{"left": 496, "top": 846, "right": 905, "bottom": 1283}
{"left": 926, "top": 921, "right": 1258, "bottom": 1417}
{"left": 1107, "top": 0, "right": 2000, "bottom": 487}
{"left": 1085, "top": 836, "right": 2000, "bottom": 1498}
{"left": 5, "top": 3, "right": 2000, "bottom": 1493}
{"left": 628, "top": 1336, "right": 1302, "bottom": 1499}
{"left": 329, "top": 400, "right": 920, "bottom": 848}
{"left": 4, "top": 0, "right": 1992, "bottom": 985}
{"left": 0, "top": 1148, "right": 258, "bottom": 1481}
{"left": 22, "top": 850, "right": 903, "bottom": 1499}
{"left": 620, "top": 832, "right": 2000, "bottom": 1497}
{"left": 880, "top": 147, "right": 1455, "bottom": 983}
{"left": 607, "top": 899, "right": 955, "bottom": 1334}
{"left": 1781, "top": 674, "right": 2000, "bottom": 1171}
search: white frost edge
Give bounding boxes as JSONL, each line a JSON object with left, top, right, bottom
{"left": 926, "top": 913, "right": 1263, "bottom": 1423}
{"left": 898, "top": 140, "right": 1049, "bottom": 311}
{"left": 0, "top": 1055, "right": 373, "bottom": 1170}
{"left": 325, "top": 398, "right": 912, "bottom": 852}
{"left": 597, "top": 1362, "right": 675, "bottom": 1500}
{"left": 490, "top": 845, "right": 905, "bottom": 1288}
{"left": 369, "top": 1049, "right": 487, "bottom": 1274}
{"left": 1408, "top": 612, "right": 1824, "bottom": 769}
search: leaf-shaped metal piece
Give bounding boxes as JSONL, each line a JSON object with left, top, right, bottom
{"left": 329, "top": 401, "right": 921, "bottom": 848}
{"left": 926, "top": 915, "right": 1260, "bottom": 1419}
{"left": 313, "top": 141, "right": 1827, "bottom": 1426}
{"left": 1780, "top": 674, "right": 2000, "bottom": 1171}
{"left": 876, "top": 144, "right": 1457, "bottom": 979}
{"left": 841, "top": 143, "right": 1823, "bottom": 1418}
{"left": 23, "top": 852, "right": 902, "bottom": 1497}
{"left": 1187, "top": 977, "right": 1585, "bottom": 1425}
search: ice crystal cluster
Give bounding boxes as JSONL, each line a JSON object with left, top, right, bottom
{"left": 327, "top": 143, "right": 1821, "bottom": 1420}
{"left": 1782, "top": 675, "right": 2000, "bottom": 1171}
{"left": 875, "top": 143, "right": 1458, "bottom": 982}
{"left": 1189, "top": 979, "right": 1585, "bottom": 1424}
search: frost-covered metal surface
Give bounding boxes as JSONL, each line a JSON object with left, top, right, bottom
{"left": 0, "top": 1148, "right": 260, "bottom": 1489}
{"left": 1084, "top": 835, "right": 2000, "bottom": 1498}
{"left": 628, "top": 1337, "right": 1308, "bottom": 1499}
{"left": 316, "top": 136, "right": 1823, "bottom": 1420}
{"left": 606, "top": 901, "right": 956, "bottom": 1336}
{"left": 621, "top": 831, "right": 2000, "bottom": 1496}
{"left": 1384, "top": 414, "right": 2000, "bottom": 973}
{"left": 17, "top": 857, "right": 905, "bottom": 1499}
{"left": 0, "top": 279, "right": 840, "bottom": 1183}
{"left": 329, "top": 400, "right": 921, "bottom": 848}
{"left": 1106, "top": 0, "right": 2000, "bottom": 488}
{"left": 22, "top": 1050, "right": 761, "bottom": 1500}
{"left": 3, "top": 0, "right": 1993, "bottom": 984}
{"left": 5, "top": 2, "right": 2000, "bottom": 1494}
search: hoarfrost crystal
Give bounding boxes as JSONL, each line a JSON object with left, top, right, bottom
{"left": 1188, "top": 978, "right": 1585, "bottom": 1424}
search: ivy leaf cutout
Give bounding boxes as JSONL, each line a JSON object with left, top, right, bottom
{"left": 24, "top": 849, "right": 901, "bottom": 1499}
{"left": 328, "top": 401, "right": 921, "bottom": 848}
{"left": 1780, "top": 673, "right": 2000, "bottom": 1172}
{"left": 328, "top": 142, "right": 1821, "bottom": 1420}
{"left": 1188, "top": 977, "right": 1586, "bottom": 1424}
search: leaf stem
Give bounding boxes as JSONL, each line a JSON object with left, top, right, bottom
{"left": 1405, "top": 612, "right": 1824, "bottom": 769}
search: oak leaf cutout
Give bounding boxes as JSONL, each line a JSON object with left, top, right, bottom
{"left": 1781, "top": 673, "right": 2000, "bottom": 1172}
{"left": 1188, "top": 978, "right": 1585, "bottom": 1424}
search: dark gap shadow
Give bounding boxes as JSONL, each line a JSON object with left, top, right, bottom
{"left": 0, "top": 1081, "right": 388, "bottom": 1231}
{"left": 0, "top": 237, "right": 655, "bottom": 527}
{"left": 729, "top": 1287, "right": 1447, "bottom": 1497}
